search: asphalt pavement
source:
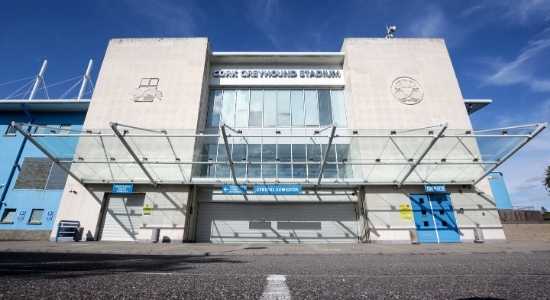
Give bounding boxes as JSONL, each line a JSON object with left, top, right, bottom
{"left": 0, "top": 245, "right": 549, "bottom": 299}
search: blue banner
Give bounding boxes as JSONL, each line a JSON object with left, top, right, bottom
{"left": 222, "top": 184, "right": 247, "bottom": 195}
{"left": 253, "top": 184, "right": 302, "bottom": 195}
{"left": 424, "top": 185, "right": 446, "bottom": 194}
{"left": 112, "top": 183, "right": 134, "bottom": 194}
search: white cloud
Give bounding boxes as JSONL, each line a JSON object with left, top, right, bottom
{"left": 459, "top": 4, "right": 484, "bottom": 18}
{"left": 244, "top": 0, "right": 284, "bottom": 49}
{"left": 409, "top": 7, "right": 447, "bottom": 37}
{"left": 122, "top": 1, "right": 199, "bottom": 35}
{"left": 498, "top": 0, "right": 550, "bottom": 24}
{"left": 495, "top": 99, "right": 550, "bottom": 209}
{"left": 484, "top": 36, "right": 550, "bottom": 92}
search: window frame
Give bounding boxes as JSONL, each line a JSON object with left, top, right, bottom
{"left": 0, "top": 208, "right": 16, "bottom": 224}
{"left": 28, "top": 209, "right": 44, "bottom": 225}
{"left": 4, "top": 125, "right": 17, "bottom": 136}
{"left": 207, "top": 88, "right": 346, "bottom": 129}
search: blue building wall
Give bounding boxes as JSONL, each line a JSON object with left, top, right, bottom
{"left": 0, "top": 111, "right": 85, "bottom": 231}
{"left": 488, "top": 172, "right": 513, "bottom": 209}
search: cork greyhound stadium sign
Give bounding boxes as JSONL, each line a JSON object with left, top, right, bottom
{"left": 209, "top": 66, "right": 345, "bottom": 86}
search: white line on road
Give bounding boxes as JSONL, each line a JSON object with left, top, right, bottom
{"left": 260, "top": 274, "right": 290, "bottom": 300}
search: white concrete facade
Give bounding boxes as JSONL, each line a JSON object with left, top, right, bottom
{"left": 52, "top": 37, "right": 506, "bottom": 244}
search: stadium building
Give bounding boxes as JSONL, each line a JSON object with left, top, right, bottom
{"left": 2, "top": 37, "right": 546, "bottom": 243}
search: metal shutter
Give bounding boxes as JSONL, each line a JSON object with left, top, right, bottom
{"left": 101, "top": 194, "right": 145, "bottom": 241}
{"left": 197, "top": 202, "right": 357, "bottom": 243}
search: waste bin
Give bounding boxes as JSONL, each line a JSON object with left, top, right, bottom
{"left": 151, "top": 228, "right": 160, "bottom": 243}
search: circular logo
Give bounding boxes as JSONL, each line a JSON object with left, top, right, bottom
{"left": 391, "top": 77, "right": 423, "bottom": 105}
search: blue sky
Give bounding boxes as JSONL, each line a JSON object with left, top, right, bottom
{"left": 0, "top": 0, "right": 549, "bottom": 207}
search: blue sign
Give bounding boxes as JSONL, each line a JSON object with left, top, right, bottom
{"left": 424, "top": 185, "right": 446, "bottom": 194}
{"left": 253, "top": 184, "right": 302, "bottom": 195}
{"left": 112, "top": 183, "right": 134, "bottom": 194}
{"left": 222, "top": 184, "right": 247, "bottom": 195}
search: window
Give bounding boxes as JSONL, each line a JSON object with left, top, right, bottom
{"left": 235, "top": 90, "right": 250, "bottom": 127}
{"left": 263, "top": 90, "right": 277, "bottom": 128}
{"left": 45, "top": 161, "right": 71, "bottom": 190}
{"left": 318, "top": 90, "right": 333, "bottom": 126}
{"left": 307, "top": 144, "right": 322, "bottom": 179}
{"left": 28, "top": 209, "right": 44, "bottom": 225}
{"left": 207, "top": 90, "right": 223, "bottom": 127}
{"left": 292, "top": 144, "right": 306, "bottom": 178}
{"left": 0, "top": 209, "right": 16, "bottom": 224}
{"left": 304, "top": 90, "right": 319, "bottom": 127}
{"left": 232, "top": 144, "right": 247, "bottom": 177}
{"left": 330, "top": 90, "right": 347, "bottom": 127}
{"left": 249, "top": 90, "right": 263, "bottom": 127}
{"left": 290, "top": 90, "right": 305, "bottom": 127}
{"left": 277, "top": 90, "right": 291, "bottom": 127}
{"left": 14, "top": 157, "right": 71, "bottom": 190}
{"left": 248, "top": 144, "right": 262, "bottom": 177}
{"left": 207, "top": 88, "right": 346, "bottom": 128}
{"left": 197, "top": 142, "right": 354, "bottom": 180}
{"left": 221, "top": 90, "right": 236, "bottom": 127}
{"left": 4, "top": 125, "right": 17, "bottom": 136}
{"left": 277, "top": 144, "right": 292, "bottom": 178}
{"left": 262, "top": 144, "right": 277, "bottom": 177}
{"left": 14, "top": 158, "right": 52, "bottom": 189}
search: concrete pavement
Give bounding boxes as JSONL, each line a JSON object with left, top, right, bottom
{"left": 0, "top": 248, "right": 549, "bottom": 299}
{"left": 0, "top": 240, "right": 549, "bottom": 256}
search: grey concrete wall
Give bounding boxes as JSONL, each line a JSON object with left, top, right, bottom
{"left": 53, "top": 38, "right": 210, "bottom": 241}
{"left": 84, "top": 37, "right": 209, "bottom": 129}
{"left": 0, "top": 230, "right": 51, "bottom": 241}
{"left": 341, "top": 38, "right": 471, "bottom": 129}
{"left": 361, "top": 185, "right": 504, "bottom": 243}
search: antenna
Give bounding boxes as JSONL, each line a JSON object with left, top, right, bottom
{"left": 385, "top": 25, "right": 397, "bottom": 39}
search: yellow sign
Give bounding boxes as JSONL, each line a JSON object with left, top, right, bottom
{"left": 399, "top": 203, "right": 412, "bottom": 220}
{"left": 143, "top": 204, "right": 152, "bottom": 215}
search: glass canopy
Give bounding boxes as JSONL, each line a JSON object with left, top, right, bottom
{"left": 12, "top": 122, "right": 546, "bottom": 187}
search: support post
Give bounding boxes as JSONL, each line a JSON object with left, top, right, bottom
{"left": 28, "top": 60, "right": 47, "bottom": 100}
{"left": 473, "top": 123, "right": 547, "bottom": 185}
{"left": 317, "top": 125, "right": 337, "bottom": 186}
{"left": 220, "top": 123, "right": 239, "bottom": 186}
{"left": 11, "top": 122, "right": 86, "bottom": 187}
{"left": 399, "top": 123, "right": 448, "bottom": 186}
{"left": 77, "top": 59, "right": 93, "bottom": 100}
{"left": 110, "top": 122, "right": 157, "bottom": 186}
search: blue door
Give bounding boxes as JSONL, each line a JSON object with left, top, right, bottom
{"left": 410, "top": 194, "right": 438, "bottom": 243}
{"left": 410, "top": 194, "right": 461, "bottom": 243}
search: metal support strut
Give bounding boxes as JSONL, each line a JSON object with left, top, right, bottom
{"left": 77, "top": 59, "right": 93, "bottom": 100}
{"left": 11, "top": 122, "right": 86, "bottom": 186}
{"left": 28, "top": 60, "right": 47, "bottom": 100}
{"left": 473, "top": 122, "right": 547, "bottom": 185}
{"left": 399, "top": 123, "right": 448, "bottom": 186}
{"left": 317, "top": 125, "right": 337, "bottom": 186}
{"left": 110, "top": 122, "right": 158, "bottom": 186}
{"left": 220, "top": 123, "right": 239, "bottom": 186}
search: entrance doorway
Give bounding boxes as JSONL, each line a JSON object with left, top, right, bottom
{"left": 410, "top": 194, "right": 460, "bottom": 243}
{"left": 100, "top": 194, "right": 145, "bottom": 241}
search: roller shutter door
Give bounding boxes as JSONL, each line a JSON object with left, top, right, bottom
{"left": 101, "top": 194, "right": 145, "bottom": 241}
{"left": 197, "top": 203, "right": 357, "bottom": 243}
